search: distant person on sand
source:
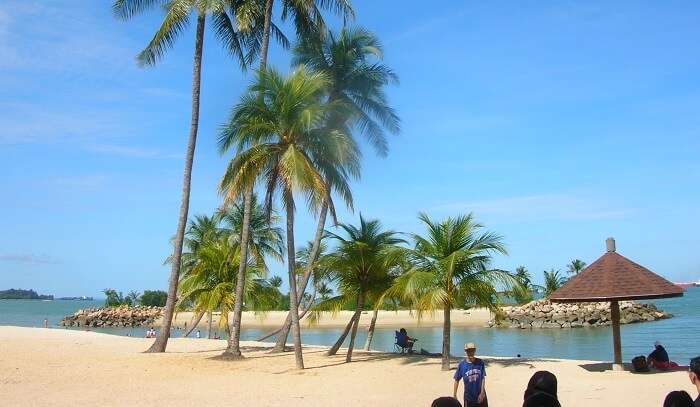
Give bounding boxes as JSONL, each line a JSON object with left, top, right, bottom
{"left": 663, "top": 391, "right": 695, "bottom": 407}
{"left": 648, "top": 341, "right": 679, "bottom": 369}
{"left": 431, "top": 396, "right": 462, "bottom": 407}
{"left": 43, "top": 318, "right": 48, "bottom": 328}
{"left": 396, "top": 328, "right": 416, "bottom": 353}
{"left": 689, "top": 357, "right": 700, "bottom": 407}
{"left": 523, "top": 371, "right": 560, "bottom": 407}
{"left": 453, "top": 342, "right": 487, "bottom": 407}
{"left": 195, "top": 329, "right": 201, "bottom": 339}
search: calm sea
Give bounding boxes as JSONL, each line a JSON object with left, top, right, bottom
{"left": 2, "top": 288, "right": 699, "bottom": 363}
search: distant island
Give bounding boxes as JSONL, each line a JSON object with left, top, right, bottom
{"left": 0, "top": 288, "right": 54, "bottom": 300}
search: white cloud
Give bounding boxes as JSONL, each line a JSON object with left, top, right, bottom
{"left": 0, "top": 253, "right": 61, "bottom": 264}
{"left": 433, "top": 193, "right": 633, "bottom": 222}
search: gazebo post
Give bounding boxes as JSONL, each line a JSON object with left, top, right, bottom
{"left": 610, "top": 300, "right": 623, "bottom": 371}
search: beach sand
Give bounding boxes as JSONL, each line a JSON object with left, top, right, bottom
{"left": 168, "top": 308, "right": 494, "bottom": 330}
{"left": 1, "top": 326, "right": 695, "bottom": 406}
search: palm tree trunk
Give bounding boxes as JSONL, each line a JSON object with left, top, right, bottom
{"left": 223, "top": 185, "right": 253, "bottom": 358}
{"left": 327, "top": 310, "right": 360, "bottom": 356}
{"left": 259, "top": 0, "right": 273, "bottom": 71}
{"left": 271, "top": 202, "right": 328, "bottom": 352}
{"left": 441, "top": 304, "right": 451, "bottom": 371}
{"left": 255, "top": 284, "right": 316, "bottom": 342}
{"left": 146, "top": 13, "right": 206, "bottom": 353}
{"left": 285, "top": 192, "right": 304, "bottom": 369}
{"left": 345, "top": 293, "right": 365, "bottom": 363}
{"left": 207, "top": 311, "right": 213, "bottom": 339}
{"left": 363, "top": 308, "right": 378, "bottom": 351}
{"left": 184, "top": 311, "right": 205, "bottom": 337}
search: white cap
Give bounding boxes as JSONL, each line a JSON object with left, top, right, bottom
{"left": 654, "top": 340, "right": 661, "bottom": 347}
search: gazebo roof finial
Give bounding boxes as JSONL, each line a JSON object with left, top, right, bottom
{"left": 606, "top": 237, "right": 616, "bottom": 253}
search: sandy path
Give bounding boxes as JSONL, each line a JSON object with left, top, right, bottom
{"left": 0, "top": 326, "right": 695, "bottom": 406}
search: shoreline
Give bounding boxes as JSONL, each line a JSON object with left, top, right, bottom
{"left": 165, "top": 308, "right": 494, "bottom": 329}
{"left": 2, "top": 326, "right": 696, "bottom": 406}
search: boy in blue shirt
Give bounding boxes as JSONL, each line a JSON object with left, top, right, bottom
{"left": 453, "top": 342, "right": 488, "bottom": 407}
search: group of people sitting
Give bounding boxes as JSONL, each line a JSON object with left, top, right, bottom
{"left": 427, "top": 341, "right": 700, "bottom": 407}
{"left": 144, "top": 327, "right": 157, "bottom": 338}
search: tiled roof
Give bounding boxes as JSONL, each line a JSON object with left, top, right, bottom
{"left": 550, "top": 251, "right": 683, "bottom": 302}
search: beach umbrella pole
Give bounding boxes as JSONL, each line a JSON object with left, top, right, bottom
{"left": 610, "top": 300, "right": 623, "bottom": 370}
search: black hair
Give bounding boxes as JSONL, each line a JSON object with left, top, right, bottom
{"left": 524, "top": 371, "right": 558, "bottom": 401}
{"left": 523, "top": 392, "right": 561, "bottom": 407}
{"left": 431, "top": 397, "right": 462, "bottom": 407}
{"left": 400, "top": 328, "right": 407, "bottom": 334}
{"left": 690, "top": 356, "right": 700, "bottom": 377}
{"left": 663, "top": 391, "right": 694, "bottom": 407}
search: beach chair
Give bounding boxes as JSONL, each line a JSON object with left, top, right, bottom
{"left": 394, "top": 330, "right": 410, "bottom": 354}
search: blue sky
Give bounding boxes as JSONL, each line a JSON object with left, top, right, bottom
{"left": 1, "top": 0, "right": 699, "bottom": 297}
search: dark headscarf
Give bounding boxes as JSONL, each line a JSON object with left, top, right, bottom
{"left": 523, "top": 371, "right": 558, "bottom": 406}
{"left": 663, "top": 391, "right": 694, "bottom": 407}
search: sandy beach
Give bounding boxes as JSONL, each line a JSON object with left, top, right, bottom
{"left": 167, "top": 308, "right": 494, "bottom": 330}
{"left": 1, "top": 326, "right": 695, "bottom": 406}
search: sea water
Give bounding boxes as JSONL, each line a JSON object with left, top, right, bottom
{"left": 2, "top": 288, "right": 698, "bottom": 363}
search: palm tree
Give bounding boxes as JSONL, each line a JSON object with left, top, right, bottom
{"left": 223, "top": 0, "right": 354, "bottom": 360}
{"left": 566, "top": 259, "right": 587, "bottom": 275}
{"left": 113, "top": 0, "right": 265, "bottom": 353}
{"left": 512, "top": 266, "right": 534, "bottom": 304}
{"left": 218, "top": 67, "right": 354, "bottom": 369}
{"left": 543, "top": 269, "right": 567, "bottom": 297}
{"left": 271, "top": 26, "right": 400, "bottom": 352}
{"left": 309, "top": 216, "right": 404, "bottom": 362}
{"left": 388, "top": 213, "right": 515, "bottom": 371}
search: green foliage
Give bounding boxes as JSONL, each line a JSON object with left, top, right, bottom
{"left": 308, "top": 215, "right": 405, "bottom": 323}
{"left": 543, "top": 269, "right": 568, "bottom": 297}
{"left": 0, "top": 289, "right": 52, "bottom": 300}
{"left": 387, "top": 213, "right": 516, "bottom": 315}
{"left": 566, "top": 259, "right": 587, "bottom": 275}
{"left": 103, "top": 288, "right": 126, "bottom": 307}
{"left": 141, "top": 290, "right": 167, "bottom": 307}
{"left": 511, "top": 266, "right": 534, "bottom": 304}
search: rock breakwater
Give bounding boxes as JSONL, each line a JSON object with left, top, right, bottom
{"left": 59, "top": 305, "right": 163, "bottom": 328}
{"left": 492, "top": 299, "right": 671, "bottom": 329}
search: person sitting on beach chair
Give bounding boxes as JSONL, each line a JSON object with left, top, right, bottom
{"left": 648, "top": 341, "right": 679, "bottom": 370}
{"left": 395, "top": 328, "right": 416, "bottom": 353}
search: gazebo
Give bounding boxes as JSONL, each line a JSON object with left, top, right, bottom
{"left": 549, "top": 237, "right": 683, "bottom": 370}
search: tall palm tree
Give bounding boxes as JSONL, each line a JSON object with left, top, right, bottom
{"left": 388, "top": 213, "right": 515, "bottom": 371}
{"left": 566, "top": 259, "right": 587, "bottom": 275}
{"left": 113, "top": 0, "right": 265, "bottom": 353}
{"left": 543, "top": 269, "right": 567, "bottom": 297}
{"left": 224, "top": 0, "right": 354, "bottom": 360}
{"left": 218, "top": 67, "right": 354, "bottom": 369}
{"left": 271, "top": 26, "right": 400, "bottom": 352}
{"left": 309, "top": 216, "right": 404, "bottom": 362}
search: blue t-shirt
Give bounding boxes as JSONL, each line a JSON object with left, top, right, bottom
{"left": 454, "top": 358, "right": 486, "bottom": 403}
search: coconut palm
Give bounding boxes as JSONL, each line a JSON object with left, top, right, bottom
{"left": 512, "top": 266, "right": 534, "bottom": 304}
{"left": 308, "top": 216, "right": 405, "bottom": 362}
{"left": 218, "top": 67, "right": 355, "bottom": 369}
{"left": 126, "top": 291, "right": 141, "bottom": 306}
{"left": 543, "top": 269, "right": 567, "bottom": 297}
{"left": 388, "top": 213, "right": 515, "bottom": 370}
{"left": 566, "top": 259, "right": 587, "bottom": 275}
{"left": 113, "top": 0, "right": 269, "bottom": 353}
{"left": 271, "top": 26, "right": 400, "bottom": 352}
{"left": 224, "top": 1, "right": 354, "bottom": 360}
{"left": 177, "top": 237, "right": 280, "bottom": 332}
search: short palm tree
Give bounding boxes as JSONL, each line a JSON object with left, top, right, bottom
{"left": 388, "top": 213, "right": 515, "bottom": 370}
{"left": 271, "top": 26, "right": 400, "bottom": 352}
{"left": 543, "top": 269, "right": 568, "bottom": 297}
{"left": 512, "top": 266, "right": 534, "bottom": 304}
{"left": 113, "top": 0, "right": 266, "bottom": 353}
{"left": 566, "top": 259, "right": 587, "bottom": 275}
{"left": 218, "top": 67, "right": 354, "bottom": 369}
{"left": 309, "top": 216, "right": 404, "bottom": 362}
